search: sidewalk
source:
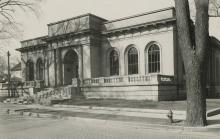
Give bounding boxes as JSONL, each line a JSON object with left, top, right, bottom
{"left": 7, "top": 103, "right": 218, "bottom": 133}
{"left": 53, "top": 104, "right": 186, "bottom": 120}
{"left": 2, "top": 101, "right": 220, "bottom": 133}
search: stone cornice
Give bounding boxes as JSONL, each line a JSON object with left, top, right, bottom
{"left": 103, "top": 7, "right": 174, "bottom": 24}
{"left": 44, "top": 29, "right": 102, "bottom": 42}
{"left": 102, "top": 18, "right": 176, "bottom": 36}
{"left": 16, "top": 44, "right": 47, "bottom": 52}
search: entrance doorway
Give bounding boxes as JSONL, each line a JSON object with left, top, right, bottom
{"left": 36, "top": 58, "right": 44, "bottom": 80}
{"left": 26, "top": 60, "right": 34, "bottom": 81}
{"left": 63, "top": 50, "right": 79, "bottom": 85}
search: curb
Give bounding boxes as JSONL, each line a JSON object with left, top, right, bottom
{"left": 53, "top": 104, "right": 185, "bottom": 116}
{"left": 8, "top": 109, "right": 54, "bottom": 118}
{"left": 66, "top": 116, "right": 220, "bottom": 134}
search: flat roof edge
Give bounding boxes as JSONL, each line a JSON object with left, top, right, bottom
{"left": 103, "top": 7, "right": 175, "bottom": 24}
{"left": 20, "top": 35, "right": 48, "bottom": 43}
{"left": 47, "top": 13, "right": 108, "bottom": 26}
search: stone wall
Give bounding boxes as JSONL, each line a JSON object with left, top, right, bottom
{"left": 81, "top": 84, "right": 180, "bottom": 101}
{"left": 21, "top": 48, "right": 46, "bottom": 82}
{"left": 48, "top": 14, "right": 106, "bottom": 37}
{"left": 100, "top": 26, "right": 175, "bottom": 77}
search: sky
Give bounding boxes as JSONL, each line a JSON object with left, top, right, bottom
{"left": 23, "top": 0, "right": 174, "bottom": 39}
{"left": 0, "top": 0, "right": 174, "bottom": 63}
{"left": 0, "top": 0, "right": 220, "bottom": 64}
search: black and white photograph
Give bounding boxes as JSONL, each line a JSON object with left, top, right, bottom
{"left": 0, "top": 0, "right": 220, "bottom": 138}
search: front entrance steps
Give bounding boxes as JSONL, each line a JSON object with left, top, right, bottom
{"left": 34, "top": 85, "right": 83, "bottom": 105}
{"left": 2, "top": 85, "right": 83, "bottom": 105}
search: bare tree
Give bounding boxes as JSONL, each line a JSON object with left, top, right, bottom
{"left": 209, "top": 0, "right": 220, "bottom": 16}
{"left": 0, "top": 0, "right": 43, "bottom": 39}
{"left": 174, "top": 0, "right": 210, "bottom": 127}
{"left": 0, "top": 54, "right": 7, "bottom": 75}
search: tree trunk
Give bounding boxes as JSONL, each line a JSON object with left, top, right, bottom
{"left": 185, "top": 58, "right": 207, "bottom": 126}
{"left": 175, "top": 0, "right": 209, "bottom": 126}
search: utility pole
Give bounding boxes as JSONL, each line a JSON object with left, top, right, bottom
{"left": 7, "top": 51, "right": 11, "bottom": 97}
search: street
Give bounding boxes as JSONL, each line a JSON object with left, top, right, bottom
{"left": 0, "top": 103, "right": 220, "bottom": 139}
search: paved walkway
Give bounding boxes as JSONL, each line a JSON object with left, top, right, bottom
{"left": 25, "top": 104, "right": 220, "bottom": 120}
{"left": 52, "top": 104, "right": 220, "bottom": 130}
{"left": 2, "top": 103, "right": 220, "bottom": 132}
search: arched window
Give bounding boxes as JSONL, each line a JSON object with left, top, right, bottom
{"left": 128, "top": 47, "right": 138, "bottom": 75}
{"left": 148, "top": 44, "right": 160, "bottom": 73}
{"left": 36, "top": 59, "right": 44, "bottom": 80}
{"left": 110, "top": 50, "right": 119, "bottom": 76}
{"left": 26, "top": 60, "right": 34, "bottom": 81}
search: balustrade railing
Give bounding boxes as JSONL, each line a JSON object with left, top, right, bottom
{"left": 83, "top": 74, "right": 174, "bottom": 87}
{"left": 35, "top": 80, "right": 44, "bottom": 88}
{"left": 24, "top": 80, "right": 44, "bottom": 88}
{"left": 24, "top": 81, "right": 35, "bottom": 87}
{"left": 104, "top": 76, "right": 123, "bottom": 84}
{"left": 0, "top": 83, "right": 8, "bottom": 89}
{"left": 128, "top": 75, "right": 151, "bottom": 83}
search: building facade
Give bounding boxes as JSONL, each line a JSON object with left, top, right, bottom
{"left": 17, "top": 7, "right": 220, "bottom": 101}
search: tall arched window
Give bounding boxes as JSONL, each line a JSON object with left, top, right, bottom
{"left": 148, "top": 44, "right": 160, "bottom": 73}
{"left": 26, "top": 60, "right": 34, "bottom": 81}
{"left": 36, "top": 58, "right": 44, "bottom": 80}
{"left": 110, "top": 50, "right": 119, "bottom": 76}
{"left": 128, "top": 47, "right": 138, "bottom": 75}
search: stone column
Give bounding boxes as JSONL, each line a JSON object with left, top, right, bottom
{"left": 82, "top": 44, "right": 91, "bottom": 79}
{"left": 78, "top": 46, "right": 83, "bottom": 81}
{"left": 54, "top": 49, "right": 57, "bottom": 86}
{"left": 56, "top": 48, "right": 63, "bottom": 86}
{"left": 47, "top": 47, "right": 56, "bottom": 87}
{"left": 21, "top": 54, "right": 27, "bottom": 82}
{"left": 120, "top": 50, "right": 125, "bottom": 76}
{"left": 139, "top": 48, "right": 145, "bottom": 75}
{"left": 44, "top": 50, "right": 49, "bottom": 87}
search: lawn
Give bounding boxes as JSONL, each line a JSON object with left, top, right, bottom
{"left": 55, "top": 98, "right": 220, "bottom": 111}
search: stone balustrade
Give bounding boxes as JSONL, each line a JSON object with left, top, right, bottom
{"left": 0, "top": 81, "right": 44, "bottom": 89}
{"left": 0, "top": 81, "right": 25, "bottom": 89}
{"left": 36, "top": 86, "right": 72, "bottom": 100}
{"left": 35, "top": 80, "right": 44, "bottom": 88}
{"left": 83, "top": 74, "right": 174, "bottom": 87}
{"left": 24, "top": 80, "right": 44, "bottom": 88}
{"left": 104, "top": 76, "right": 124, "bottom": 84}
{"left": 0, "top": 83, "right": 8, "bottom": 89}
{"left": 24, "top": 81, "right": 35, "bottom": 87}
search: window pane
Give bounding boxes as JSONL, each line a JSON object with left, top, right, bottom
{"left": 110, "top": 50, "right": 119, "bottom": 76}
{"left": 148, "top": 44, "right": 160, "bottom": 73}
{"left": 128, "top": 47, "right": 138, "bottom": 75}
{"left": 37, "top": 59, "right": 44, "bottom": 80}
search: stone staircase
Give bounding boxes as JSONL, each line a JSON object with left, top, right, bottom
{"left": 34, "top": 86, "right": 71, "bottom": 105}
{"left": 34, "top": 85, "right": 84, "bottom": 105}
{"left": 3, "top": 88, "right": 34, "bottom": 105}
{"left": 3, "top": 85, "right": 83, "bottom": 105}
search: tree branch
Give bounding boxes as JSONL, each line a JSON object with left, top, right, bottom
{"left": 174, "top": 0, "right": 194, "bottom": 67}
{"left": 194, "top": 0, "right": 209, "bottom": 62}
{"left": 0, "top": 0, "right": 42, "bottom": 39}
